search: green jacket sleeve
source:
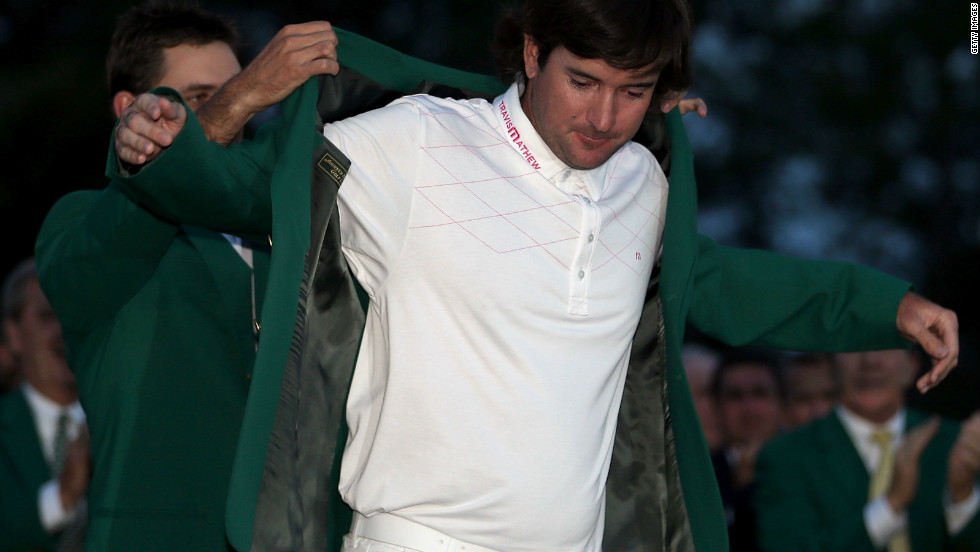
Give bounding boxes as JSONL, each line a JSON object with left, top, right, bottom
{"left": 688, "top": 234, "right": 911, "bottom": 352}
{"left": 107, "top": 87, "right": 276, "bottom": 238}
{"left": 35, "top": 185, "right": 179, "bottom": 331}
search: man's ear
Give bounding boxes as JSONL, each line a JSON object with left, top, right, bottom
{"left": 112, "top": 91, "right": 136, "bottom": 119}
{"left": 3, "top": 319, "right": 23, "bottom": 357}
{"left": 522, "top": 34, "right": 540, "bottom": 79}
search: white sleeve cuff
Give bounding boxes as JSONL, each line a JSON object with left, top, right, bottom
{"left": 864, "top": 496, "right": 907, "bottom": 547}
{"left": 38, "top": 479, "right": 80, "bottom": 532}
{"left": 945, "top": 484, "right": 980, "bottom": 535}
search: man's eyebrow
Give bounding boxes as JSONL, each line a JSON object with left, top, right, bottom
{"left": 179, "top": 83, "right": 220, "bottom": 95}
{"left": 566, "top": 67, "right": 658, "bottom": 88}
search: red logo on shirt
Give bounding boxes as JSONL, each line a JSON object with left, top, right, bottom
{"left": 499, "top": 100, "right": 542, "bottom": 170}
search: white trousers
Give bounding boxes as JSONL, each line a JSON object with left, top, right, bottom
{"left": 343, "top": 513, "right": 500, "bottom": 552}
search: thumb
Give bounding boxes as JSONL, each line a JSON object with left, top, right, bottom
{"left": 903, "top": 314, "right": 950, "bottom": 360}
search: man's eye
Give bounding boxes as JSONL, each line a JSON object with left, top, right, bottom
{"left": 186, "top": 93, "right": 207, "bottom": 105}
{"left": 625, "top": 89, "right": 647, "bottom": 99}
{"left": 569, "top": 78, "right": 590, "bottom": 89}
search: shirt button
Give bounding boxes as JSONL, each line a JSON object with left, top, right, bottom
{"left": 578, "top": 270, "right": 585, "bottom": 279}
{"left": 588, "top": 233, "right": 595, "bottom": 243}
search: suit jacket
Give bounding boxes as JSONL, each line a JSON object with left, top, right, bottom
{"left": 110, "top": 28, "right": 913, "bottom": 552}
{"left": 0, "top": 388, "right": 54, "bottom": 551}
{"left": 711, "top": 450, "right": 759, "bottom": 552}
{"left": 34, "top": 183, "right": 270, "bottom": 551}
{"left": 754, "top": 409, "right": 980, "bottom": 552}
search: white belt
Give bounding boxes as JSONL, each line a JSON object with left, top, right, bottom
{"left": 350, "top": 512, "right": 500, "bottom": 552}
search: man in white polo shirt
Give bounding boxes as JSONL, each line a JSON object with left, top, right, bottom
{"left": 109, "top": 1, "right": 961, "bottom": 551}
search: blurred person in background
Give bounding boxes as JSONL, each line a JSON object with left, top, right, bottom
{"left": 0, "top": 330, "right": 23, "bottom": 395}
{"left": 683, "top": 341, "right": 724, "bottom": 453}
{"left": 711, "top": 350, "right": 784, "bottom": 551}
{"left": 0, "top": 258, "right": 88, "bottom": 552}
{"left": 782, "top": 351, "right": 839, "bottom": 429}
{"left": 755, "top": 348, "right": 980, "bottom": 551}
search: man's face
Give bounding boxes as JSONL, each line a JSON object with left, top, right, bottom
{"left": 783, "top": 363, "right": 838, "bottom": 428}
{"left": 520, "top": 38, "right": 658, "bottom": 170}
{"left": 4, "top": 279, "right": 73, "bottom": 398}
{"left": 683, "top": 350, "right": 723, "bottom": 451}
{"left": 157, "top": 41, "right": 241, "bottom": 112}
{"left": 837, "top": 349, "right": 915, "bottom": 423}
{"left": 717, "top": 363, "right": 782, "bottom": 446}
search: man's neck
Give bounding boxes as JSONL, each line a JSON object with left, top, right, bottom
{"left": 24, "top": 377, "right": 77, "bottom": 407}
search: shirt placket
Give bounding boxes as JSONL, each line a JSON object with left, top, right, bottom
{"left": 561, "top": 171, "right": 600, "bottom": 316}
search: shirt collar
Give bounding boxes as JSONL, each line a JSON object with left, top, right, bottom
{"left": 22, "top": 382, "right": 84, "bottom": 424}
{"left": 492, "top": 82, "right": 607, "bottom": 200}
{"left": 836, "top": 404, "right": 906, "bottom": 446}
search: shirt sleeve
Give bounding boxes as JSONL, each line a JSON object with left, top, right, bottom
{"left": 945, "top": 484, "right": 980, "bottom": 535}
{"left": 327, "top": 100, "right": 423, "bottom": 296}
{"left": 863, "top": 496, "right": 907, "bottom": 547}
{"left": 38, "top": 480, "right": 83, "bottom": 533}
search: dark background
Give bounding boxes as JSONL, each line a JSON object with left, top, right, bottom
{"left": 1, "top": 0, "right": 977, "bottom": 415}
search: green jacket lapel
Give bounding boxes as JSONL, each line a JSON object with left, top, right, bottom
{"left": 819, "top": 413, "right": 871, "bottom": 503}
{"left": 0, "top": 389, "right": 49, "bottom": 485}
{"left": 183, "top": 226, "right": 255, "bottom": 368}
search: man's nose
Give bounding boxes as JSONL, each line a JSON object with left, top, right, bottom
{"left": 587, "top": 92, "right": 616, "bottom": 133}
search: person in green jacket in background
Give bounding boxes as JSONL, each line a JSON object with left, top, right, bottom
{"left": 107, "top": 0, "right": 960, "bottom": 551}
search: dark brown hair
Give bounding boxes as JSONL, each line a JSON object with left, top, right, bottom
{"left": 492, "top": 0, "right": 693, "bottom": 101}
{"left": 105, "top": 0, "right": 241, "bottom": 98}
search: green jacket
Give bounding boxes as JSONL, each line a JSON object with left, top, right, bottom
{"left": 111, "top": 29, "right": 911, "bottom": 552}
{"left": 754, "top": 409, "right": 980, "bottom": 552}
{"left": 34, "top": 180, "right": 270, "bottom": 550}
{"left": 0, "top": 388, "right": 55, "bottom": 551}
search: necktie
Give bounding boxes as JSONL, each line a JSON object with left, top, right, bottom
{"left": 869, "top": 429, "right": 910, "bottom": 552}
{"left": 51, "top": 412, "right": 70, "bottom": 477}
{"left": 50, "top": 412, "right": 88, "bottom": 551}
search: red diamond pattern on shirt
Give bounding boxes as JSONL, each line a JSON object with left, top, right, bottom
{"left": 409, "top": 104, "right": 665, "bottom": 275}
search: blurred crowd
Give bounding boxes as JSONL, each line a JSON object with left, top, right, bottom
{"left": 684, "top": 340, "right": 980, "bottom": 551}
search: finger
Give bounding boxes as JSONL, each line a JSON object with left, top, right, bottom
{"left": 131, "top": 93, "right": 166, "bottom": 121}
{"left": 679, "top": 98, "right": 708, "bottom": 117}
{"left": 917, "top": 355, "right": 957, "bottom": 394}
{"left": 906, "top": 417, "right": 941, "bottom": 457}
{"left": 305, "top": 57, "right": 341, "bottom": 77}
{"left": 118, "top": 116, "right": 173, "bottom": 151}
{"left": 115, "top": 126, "right": 162, "bottom": 164}
{"left": 279, "top": 20, "right": 335, "bottom": 37}
{"left": 270, "top": 25, "right": 338, "bottom": 57}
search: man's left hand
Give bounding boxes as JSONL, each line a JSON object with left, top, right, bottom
{"left": 947, "top": 411, "right": 980, "bottom": 504}
{"left": 896, "top": 291, "right": 959, "bottom": 393}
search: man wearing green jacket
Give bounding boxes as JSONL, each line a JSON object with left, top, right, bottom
{"left": 34, "top": 4, "right": 338, "bottom": 550}
{"left": 754, "top": 349, "right": 979, "bottom": 552}
{"left": 109, "top": 1, "right": 959, "bottom": 551}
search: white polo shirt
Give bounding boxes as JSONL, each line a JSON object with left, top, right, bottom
{"left": 327, "top": 82, "right": 668, "bottom": 552}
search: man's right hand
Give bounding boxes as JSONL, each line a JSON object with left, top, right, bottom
{"left": 886, "top": 417, "right": 940, "bottom": 512}
{"left": 58, "top": 425, "right": 91, "bottom": 511}
{"left": 198, "top": 21, "right": 340, "bottom": 145}
{"left": 115, "top": 93, "right": 187, "bottom": 167}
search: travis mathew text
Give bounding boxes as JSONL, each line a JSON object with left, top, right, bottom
{"left": 500, "top": 100, "right": 543, "bottom": 170}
